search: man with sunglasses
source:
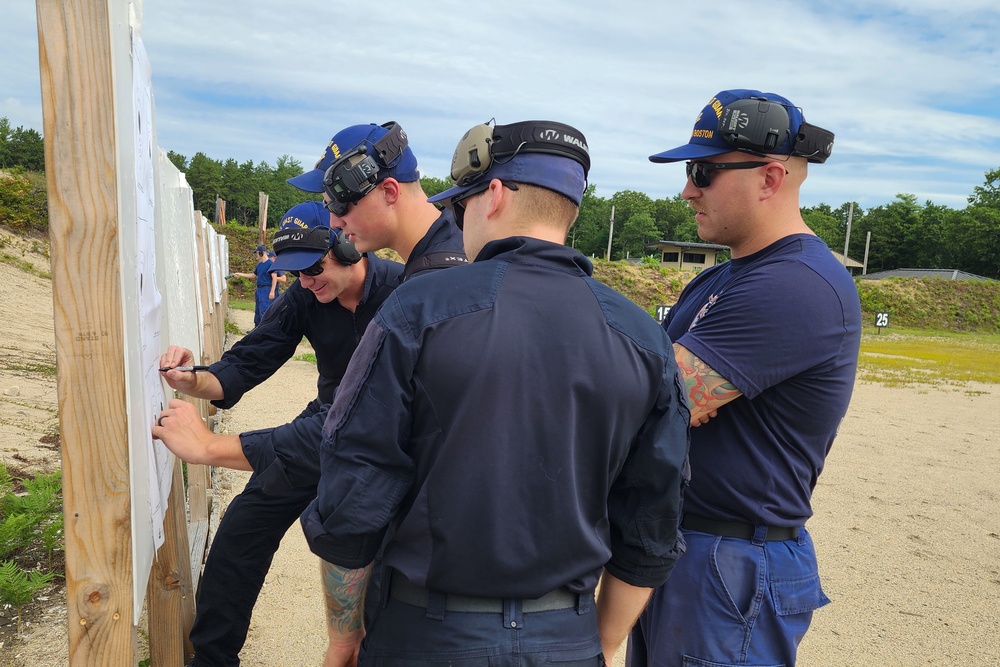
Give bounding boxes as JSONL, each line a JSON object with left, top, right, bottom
{"left": 627, "top": 90, "right": 861, "bottom": 667}
{"left": 155, "top": 200, "right": 403, "bottom": 667}
{"left": 300, "top": 120, "right": 690, "bottom": 667}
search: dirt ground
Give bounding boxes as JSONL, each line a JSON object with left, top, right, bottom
{"left": 1, "top": 226, "right": 999, "bottom": 665}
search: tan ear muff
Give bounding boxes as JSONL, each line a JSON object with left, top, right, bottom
{"left": 450, "top": 124, "right": 495, "bottom": 184}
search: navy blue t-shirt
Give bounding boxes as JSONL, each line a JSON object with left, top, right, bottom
{"left": 664, "top": 233, "right": 861, "bottom": 527}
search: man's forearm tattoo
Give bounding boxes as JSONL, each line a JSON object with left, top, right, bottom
{"left": 320, "top": 560, "right": 372, "bottom": 635}
{"left": 674, "top": 345, "right": 740, "bottom": 414}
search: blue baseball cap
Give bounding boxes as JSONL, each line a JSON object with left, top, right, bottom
{"left": 287, "top": 123, "right": 420, "bottom": 192}
{"left": 428, "top": 152, "right": 587, "bottom": 207}
{"left": 270, "top": 201, "right": 334, "bottom": 272}
{"left": 254, "top": 244, "right": 268, "bottom": 253}
{"left": 649, "top": 89, "right": 806, "bottom": 163}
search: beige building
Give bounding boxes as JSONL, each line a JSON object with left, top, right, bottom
{"left": 647, "top": 241, "right": 729, "bottom": 270}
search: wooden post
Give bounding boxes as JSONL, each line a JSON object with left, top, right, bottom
{"left": 36, "top": 0, "right": 136, "bottom": 662}
{"left": 215, "top": 196, "right": 226, "bottom": 225}
{"left": 147, "top": 456, "right": 197, "bottom": 664}
{"left": 188, "top": 215, "right": 214, "bottom": 524}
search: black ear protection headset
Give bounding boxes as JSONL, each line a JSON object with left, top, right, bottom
{"left": 450, "top": 119, "right": 591, "bottom": 186}
{"left": 718, "top": 97, "right": 834, "bottom": 163}
{"left": 322, "top": 122, "right": 409, "bottom": 216}
{"left": 272, "top": 225, "right": 362, "bottom": 266}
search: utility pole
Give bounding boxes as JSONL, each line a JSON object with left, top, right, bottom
{"left": 862, "top": 231, "right": 871, "bottom": 275}
{"left": 605, "top": 205, "right": 615, "bottom": 261}
{"left": 842, "top": 202, "right": 853, "bottom": 266}
{"left": 258, "top": 191, "right": 269, "bottom": 245}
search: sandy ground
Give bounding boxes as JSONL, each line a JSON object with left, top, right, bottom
{"left": 2, "top": 228, "right": 999, "bottom": 665}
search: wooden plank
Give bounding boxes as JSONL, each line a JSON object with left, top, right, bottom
{"left": 147, "top": 456, "right": 196, "bottom": 664}
{"left": 36, "top": 0, "right": 137, "bottom": 663}
{"left": 187, "top": 519, "right": 210, "bottom": 591}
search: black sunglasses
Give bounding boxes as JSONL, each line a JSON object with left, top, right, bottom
{"left": 288, "top": 252, "right": 328, "bottom": 278}
{"left": 685, "top": 161, "right": 777, "bottom": 188}
{"left": 323, "top": 197, "right": 350, "bottom": 217}
{"left": 450, "top": 180, "right": 519, "bottom": 231}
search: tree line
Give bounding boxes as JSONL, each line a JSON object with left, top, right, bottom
{"left": 3, "top": 117, "right": 999, "bottom": 278}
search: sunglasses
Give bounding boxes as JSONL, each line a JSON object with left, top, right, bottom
{"left": 288, "top": 253, "right": 327, "bottom": 278}
{"left": 685, "top": 161, "right": 776, "bottom": 188}
{"left": 450, "top": 180, "right": 519, "bottom": 231}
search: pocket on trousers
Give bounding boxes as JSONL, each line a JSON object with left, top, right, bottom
{"left": 682, "top": 656, "right": 783, "bottom": 667}
{"left": 770, "top": 574, "right": 831, "bottom": 616}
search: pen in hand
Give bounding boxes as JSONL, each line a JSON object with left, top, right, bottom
{"left": 159, "top": 365, "right": 211, "bottom": 372}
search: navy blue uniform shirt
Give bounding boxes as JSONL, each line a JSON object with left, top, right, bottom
{"left": 303, "top": 237, "right": 690, "bottom": 597}
{"left": 209, "top": 253, "right": 402, "bottom": 409}
{"left": 664, "top": 233, "right": 861, "bottom": 527}
{"left": 241, "top": 213, "right": 466, "bottom": 487}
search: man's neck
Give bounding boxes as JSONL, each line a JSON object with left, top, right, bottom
{"left": 335, "top": 259, "right": 367, "bottom": 313}
{"left": 393, "top": 202, "right": 442, "bottom": 262}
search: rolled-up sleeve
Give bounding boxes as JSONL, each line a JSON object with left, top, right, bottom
{"left": 605, "top": 356, "right": 691, "bottom": 588}
{"left": 302, "top": 295, "right": 418, "bottom": 568}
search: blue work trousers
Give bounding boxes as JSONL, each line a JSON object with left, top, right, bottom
{"left": 253, "top": 286, "right": 272, "bottom": 326}
{"left": 361, "top": 583, "right": 603, "bottom": 667}
{"left": 188, "top": 400, "right": 320, "bottom": 667}
{"left": 628, "top": 526, "right": 829, "bottom": 667}
{"left": 188, "top": 472, "right": 314, "bottom": 667}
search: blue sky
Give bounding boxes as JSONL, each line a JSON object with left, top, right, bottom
{"left": 5, "top": 0, "right": 1000, "bottom": 210}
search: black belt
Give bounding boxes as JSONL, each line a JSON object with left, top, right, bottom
{"left": 389, "top": 575, "right": 584, "bottom": 613}
{"left": 682, "top": 513, "right": 799, "bottom": 542}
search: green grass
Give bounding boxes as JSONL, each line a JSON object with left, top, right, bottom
{"left": 228, "top": 298, "right": 253, "bottom": 311}
{"left": 0, "top": 252, "right": 50, "bottom": 279}
{"left": 293, "top": 353, "right": 317, "bottom": 364}
{"left": 857, "top": 328, "right": 1000, "bottom": 388}
{"left": 0, "top": 361, "right": 57, "bottom": 378}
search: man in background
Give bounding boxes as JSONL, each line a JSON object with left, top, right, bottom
{"left": 231, "top": 244, "right": 275, "bottom": 326}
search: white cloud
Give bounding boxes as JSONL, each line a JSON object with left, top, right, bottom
{"left": 5, "top": 0, "right": 1000, "bottom": 208}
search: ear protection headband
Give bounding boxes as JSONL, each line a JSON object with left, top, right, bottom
{"left": 719, "top": 98, "right": 834, "bottom": 163}
{"left": 272, "top": 225, "right": 362, "bottom": 266}
{"left": 330, "top": 228, "right": 362, "bottom": 265}
{"left": 322, "top": 121, "right": 409, "bottom": 216}
{"left": 450, "top": 120, "right": 591, "bottom": 185}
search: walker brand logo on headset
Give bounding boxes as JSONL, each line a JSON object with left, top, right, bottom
{"left": 272, "top": 226, "right": 361, "bottom": 265}
{"left": 321, "top": 122, "right": 409, "bottom": 216}
{"left": 717, "top": 97, "right": 834, "bottom": 163}
{"left": 450, "top": 120, "right": 592, "bottom": 186}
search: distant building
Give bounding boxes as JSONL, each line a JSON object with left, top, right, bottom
{"left": 830, "top": 250, "right": 864, "bottom": 274}
{"left": 860, "top": 268, "right": 994, "bottom": 282}
{"left": 646, "top": 241, "right": 728, "bottom": 270}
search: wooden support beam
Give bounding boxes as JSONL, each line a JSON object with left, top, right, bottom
{"left": 36, "top": 0, "right": 137, "bottom": 663}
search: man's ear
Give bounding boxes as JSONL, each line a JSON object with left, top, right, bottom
{"left": 484, "top": 178, "right": 509, "bottom": 219}
{"left": 380, "top": 178, "right": 400, "bottom": 205}
{"left": 759, "top": 161, "right": 787, "bottom": 200}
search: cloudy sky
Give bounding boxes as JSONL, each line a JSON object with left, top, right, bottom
{"left": 5, "top": 0, "right": 1000, "bottom": 209}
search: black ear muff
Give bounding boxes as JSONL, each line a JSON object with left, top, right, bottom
{"left": 719, "top": 98, "right": 790, "bottom": 154}
{"left": 330, "top": 230, "right": 362, "bottom": 265}
{"left": 719, "top": 97, "right": 835, "bottom": 163}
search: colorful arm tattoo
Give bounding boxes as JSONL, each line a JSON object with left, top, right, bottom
{"left": 320, "top": 560, "right": 372, "bottom": 638}
{"left": 673, "top": 343, "right": 742, "bottom": 422}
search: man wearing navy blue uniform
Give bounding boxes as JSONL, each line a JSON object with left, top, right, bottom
{"left": 628, "top": 90, "right": 861, "bottom": 667}
{"left": 157, "top": 121, "right": 466, "bottom": 666}
{"left": 232, "top": 245, "right": 276, "bottom": 326}
{"left": 155, "top": 201, "right": 402, "bottom": 667}
{"left": 301, "top": 120, "right": 690, "bottom": 667}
